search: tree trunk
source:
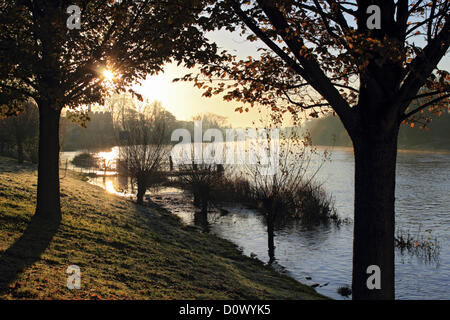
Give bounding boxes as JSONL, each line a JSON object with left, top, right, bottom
{"left": 351, "top": 128, "right": 399, "bottom": 300}
{"left": 193, "top": 191, "right": 200, "bottom": 207}
{"left": 136, "top": 177, "right": 146, "bottom": 205}
{"left": 267, "top": 212, "right": 275, "bottom": 264}
{"left": 201, "top": 196, "right": 208, "bottom": 216}
{"left": 13, "top": 118, "right": 24, "bottom": 164}
{"left": 16, "top": 137, "right": 24, "bottom": 164}
{"left": 35, "top": 102, "right": 62, "bottom": 220}
{"left": 194, "top": 209, "right": 208, "bottom": 232}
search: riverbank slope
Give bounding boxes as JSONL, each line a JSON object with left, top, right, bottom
{"left": 0, "top": 157, "right": 325, "bottom": 299}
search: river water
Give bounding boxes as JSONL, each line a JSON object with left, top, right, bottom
{"left": 61, "top": 147, "right": 449, "bottom": 300}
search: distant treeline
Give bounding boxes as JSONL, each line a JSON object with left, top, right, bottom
{"left": 304, "top": 111, "right": 450, "bottom": 151}
{"left": 61, "top": 111, "right": 116, "bottom": 151}
{"left": 1, "top": 95, "right": 232, "bottom": 163}
{"left": 60, "top": 99, "right": 231, "bottom": 151}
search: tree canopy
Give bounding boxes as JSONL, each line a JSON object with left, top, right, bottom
{"left": 179, "top": 0, "right": 449, "bottom": 129}
{"left": 0, "top": 0, "right": 215, "bottom": 114}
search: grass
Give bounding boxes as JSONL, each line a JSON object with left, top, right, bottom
{"left": 0, "top": 156, "right": 325, "bottom": 300}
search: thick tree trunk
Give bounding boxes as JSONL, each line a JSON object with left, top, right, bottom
{"left": 194, "top": 209, "right": 208, "bottom": 232}
{"left": 201, "top": 196, "right": 208, "bottom": 216}
{"left": 136, "top": 190, "right": 145, "bottom": 205}
{"left": 197, "top": 196, "right": 209, "bottom": 231}
{"left": 193, "top": 191, "right": 200, "bottom": 207}
{"left": 35, "top": 102, "right": 62, "bottom": 220}
{"left": 351, "top": 128, "right": 399, "bottom": 300}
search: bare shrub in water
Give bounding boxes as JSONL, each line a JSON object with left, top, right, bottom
{"left": 177, "top": 162, "right": 224, "bottom": 215}
{"left": 216, "top": 130, "right": 338, "bottom": 225}
{"left": 224, "top": 129, "right": 336, "bottom": 263}
{"left": 116, "top": 102, "right": 169, "bottom": 205}
{"left": 395, "top": 226, "right": 440, "bottom": 264}
{"left": 291, "top": 183, "right": 338, "bottom": 224}
{"left": 71, "top": 152, "right": 99, "bottom": 168}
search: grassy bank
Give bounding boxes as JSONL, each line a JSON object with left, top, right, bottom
{"left": 0, "top": 157, "right": 325, "bottom": 300}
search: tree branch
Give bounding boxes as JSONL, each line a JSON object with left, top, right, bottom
{"left": 229, "top": 1, "right": 305, "bottom": 77}
{"left": 402, "top": 93, "right": 450, "bottom": 120}
{"left": 402, "top": 90, "right": 450, "bottom": 102}
{"left": 397, "top": 15, "right": 450, "bottom": 113}
{"left": 283, "top": 90, "right": 330, "bottom": 110}
{"left": 253, "top": 0, "right": 355, "bottom": 131}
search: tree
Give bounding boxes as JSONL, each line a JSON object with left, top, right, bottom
{"left": 117, "top": 102, "right": 169, "bottom": 205}
{"left": 178, "top": 161, "right": 223, "bottom": 230}
{"left": 183, "top": 0, "right": 450, "bottom": 299}
{"left": 244, "top": 131, "right": 327, "bottom": 263}
{"left": 192, "top": 112, "right": 230, "bottom": 129}
{"left": 0, "top": 1, "right": 214, "bottom": 219}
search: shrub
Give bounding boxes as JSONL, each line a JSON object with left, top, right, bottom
{"left": 71, "top": 153, "right": 98, "bottom": 168}
{"left": 395, "top": 227, "right": 440, "bottom": 264}
{"left": 337, "top": 286, "right": 352, "bottom": 297}
{"left": 292, "top": 183, "right": 338, "bottom": 225}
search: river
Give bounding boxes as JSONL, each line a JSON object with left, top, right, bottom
{"left": 61, "top": 147, "right": 450, "bottom": 300}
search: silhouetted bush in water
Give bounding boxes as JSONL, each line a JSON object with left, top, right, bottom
{"left": 291, "top": 183, "right": 339, "bottom": 225}
{"left": 337, "top": 286, "right": 352, "bottom": 297}
{"left": 177, "top": 162, "right": 225, "bottom": 231}
{"left": 217, "top": 175, "right": 338, "bottom": 225}
{"left": 215, "top": 176, "right": 253, "bottom": 204}
{"left": 395, "top": 227, "right": 440, "bottom": 264}
{"left": 214, "top": 167, "right": 338, "bottom": 264}
{"left": 115, "top": 102, "right": 169, "bottom": 205}
{"left": 71, "top": 152, "right": 99, "bottom": 168}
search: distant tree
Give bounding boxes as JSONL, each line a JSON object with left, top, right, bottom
{"left": 192, "top": 112, "right": 230, "bottom": 129}
{"left": 0, "top": 100, "right": 38, "bottom": 164}
{"left": 185, "top": 0, "right": 450, "bottom": 299}
{"left": 150, "top": 101, "right": 178, "bottom": 142}
{"left": 106, "top": 93, "right": 139, "bottom": 132}
{"left": 0, "top": 1, "right": 214, "bottom": 219}
{"left": 306, "top": 114, "right": 353, "bottom": 147}
{"left": 0, "top": 119, "right": 10, "bottom": 156}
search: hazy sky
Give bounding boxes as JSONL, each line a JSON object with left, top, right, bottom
{"left": 133, "top": 30, "right": 267, "bottom": 128}
{"left": 133, "top": 28, "right": 450, "bottom": 128}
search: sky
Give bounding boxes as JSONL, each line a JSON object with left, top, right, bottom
{"left": 132, "top": 27, "right": 450, "bottom": 128}
{"left": 133, "top": 30, "right": 267, "bottom": 128}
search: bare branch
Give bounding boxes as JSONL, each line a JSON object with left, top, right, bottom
{"left": 402, "top": 93, "right": 450, "bottom": 120}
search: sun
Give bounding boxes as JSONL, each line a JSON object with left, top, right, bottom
{"left": 102, "top": 69, "right": 115, "bottom": 82}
